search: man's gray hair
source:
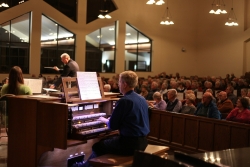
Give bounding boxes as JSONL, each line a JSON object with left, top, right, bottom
{"left": 61, "top": 53, "right": 70, "bottom": 58}
{"left": 168, "top": 89, "right": 177, "bottom": 97}
{"left": 119, "top": 71, "right": 138, "bottom": 88}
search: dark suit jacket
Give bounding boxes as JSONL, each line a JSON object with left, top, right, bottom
{"left": 54, "top": 59, "right": 79, "bottom": 87}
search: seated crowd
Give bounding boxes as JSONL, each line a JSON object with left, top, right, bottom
{"left": 101, "top": 72, "right": 250, "bottom": 124}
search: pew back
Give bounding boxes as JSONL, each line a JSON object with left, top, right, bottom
{"left": 148, "top": 109, "right": 250, "bottom": 153}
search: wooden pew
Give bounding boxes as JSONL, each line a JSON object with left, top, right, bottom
{"left": 148, "top": 109, "right": 250, "bottom": 153}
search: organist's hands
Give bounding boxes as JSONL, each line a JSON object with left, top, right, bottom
{"left": 97, "top": 117, "right": 109, "bottom": 124}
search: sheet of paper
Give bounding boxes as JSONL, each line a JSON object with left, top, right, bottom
{"left": 177, "top": 93, "right": 183, "bottom": 100}
{"left": 197, "top": 92, "right": 203, "bottom": 99}
{"left": 24, "top": 78, "right": 43, "bottom": 93}
{"left": 77, "top": 72, "right": 101, "bottom": 100}
{"left": 43, "top": 88, "right": 58, "bottom": 92}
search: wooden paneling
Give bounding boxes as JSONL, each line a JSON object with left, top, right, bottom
{"left": 184, "top": 118, "right": 198, "bottom": 150}
{"left": 171, "top": 116, "right": 184, "bottom": 146}
{"left": 159, "top": 114, "right": 172, "bottom": 142}
{"left": 148, "top": 112, "right": 160, "bottom": 140}
{"left": 213, "top": 124, "right": 230, "bottom": 150}
{"left": 37, "top": 101, "right": 68, "bottom": 149}
{"left": 148, "top": 109, "right": 250, "bottom": 154}
{"left": 8, "top": 97, "right": 38, "bottom": 167}
{"left": 198, "top": 121, "right": 214, "bottom": 152}
{"left": 230, "top": 126, "right": 248, "bottom": 148}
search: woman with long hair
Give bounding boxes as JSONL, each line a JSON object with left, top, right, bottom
{"left": 1, "top": 66, "right": 32, "bottom": 96}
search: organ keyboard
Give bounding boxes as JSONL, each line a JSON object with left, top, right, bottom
{"left": 68, "top": 104, "right": 113, "bottom": 140}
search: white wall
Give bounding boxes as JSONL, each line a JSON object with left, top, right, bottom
{"left": 0, "top": 0, "right": 249, "bottom": 81}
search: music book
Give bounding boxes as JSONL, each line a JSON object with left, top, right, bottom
{"left": 77, "top": 72, "right": 101, "bottom": 100}
{"left": 24, "top": 78, "right": 43, "bottom": 94}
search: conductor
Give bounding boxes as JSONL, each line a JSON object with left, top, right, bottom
{"left": 50, "top": 53, "right": 79, "bottom": 89}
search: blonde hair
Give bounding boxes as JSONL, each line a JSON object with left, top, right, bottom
{"left": 185, "top": 93, "right": 196, "bottom": 103}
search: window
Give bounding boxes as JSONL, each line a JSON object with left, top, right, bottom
{"left": 43, "top": 0, "right": 77, "bottom": 22}
{"left": 0, "top": 12, "right": 31, "bottom": 73}
{"left": 125, "top": 23, "right": 152, "bottom": 72}
{"left": 85, "top": 22, "right": 116, "bottom": 73}
{"left": 40, "top": 15, "right": 75, "bottom": 74}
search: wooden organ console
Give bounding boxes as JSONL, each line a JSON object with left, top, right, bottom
{"left": 7, "top": 75, "right": 120, "bottom": 167}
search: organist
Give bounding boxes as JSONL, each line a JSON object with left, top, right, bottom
{"left": 81, "top": 70, "right": 150, "bottom": 167}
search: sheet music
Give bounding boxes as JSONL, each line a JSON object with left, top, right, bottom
{"left": 197, "top": 92, "right": 203, "bottom": 99}
{"left": 177, "top": 93, "right": 183, "bottom": 100}
{"left": 24, "top": 78, "right": 43, "bottom": 93}
{"left": 77, "top": 72, "right": 101, "bottom": 100}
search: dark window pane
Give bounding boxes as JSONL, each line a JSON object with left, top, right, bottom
{"left": 0, "top": 13, "right": 30, "bottom": 74}
{"left": 44, "top": 0, "right": 77, "bottom": 22}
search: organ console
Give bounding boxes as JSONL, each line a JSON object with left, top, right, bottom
{"left": 7, "top": 74, "right": 120, "bottom": 167}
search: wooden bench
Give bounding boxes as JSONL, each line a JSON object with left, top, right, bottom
{"left": 89, "top": 144, "right": 169, "bottom": 167}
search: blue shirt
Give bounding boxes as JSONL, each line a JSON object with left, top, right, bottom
{"left": 108, "top": 90, "right": 150, "bottom": 137}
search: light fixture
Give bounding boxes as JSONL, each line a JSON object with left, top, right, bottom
{"left": 146, "top": 0, "right": 165, "bottom": 5}
{"left": 160, "top": 0, "right": 174, "bottom": 25}
{"left": 0, "top": 0, "right": 9, "bottom": 7}
{"left": 225, "top": 0, "right": 238, "bottom": 26}
{"left": 209, "top": 0, "right": 227, "bottom": 14}
{"left": 98, "top": 0, "right": 112, "bottom": 19}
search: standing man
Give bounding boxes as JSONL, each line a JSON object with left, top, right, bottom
{"left": 82, "top": 71, "right": 150, "bottom": 167}
{"left": 50, "top": 53, "right": 79, "bottom": 88}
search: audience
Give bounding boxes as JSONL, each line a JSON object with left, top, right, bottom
{"left": 226, "top": 97, "right": 250, "bottom": 124}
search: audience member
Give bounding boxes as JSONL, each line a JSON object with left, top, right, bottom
{"left": 159, "top": 82, "right": 168, "bottom": 95}
{"left": 180, "top": 93, "right": 196, "bottom": 114}
{"left": 226, "top": 97, "right": 250, "bottom": 124}
{"left": 165, "top": 89, "right": 182, "bottom": 112}
{"left": 1, "top": 66, "right": 32, "bottom": 96}
{"left": 103, "top": 84, "right": 111, "bottom": 92}
{"left": 195, "top": 92, "right": 221, "bottom": 119}
{"left": 240, "top": 88, "right": 248, "bottom": 98}
{"left": 176, "top": 81, "right": 186, "bottom": 93}
{"left": 148, "top": 91, "right": 167, "bottom": 110}
{"left": 147, "top": 81, "right": 159, "bottom": 100}
{"left": 217, "top": 91, "right": 234, "bottom": 119}
{"left": 225, "top": 85, "right": 237, "bottom": 105}
{"left": 140, "top": 85, "right": 149, "bottom": 100}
